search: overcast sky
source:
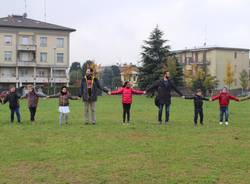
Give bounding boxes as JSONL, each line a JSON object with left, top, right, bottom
{"left": 1, "top": 0, "right": 250, "bottom": 66}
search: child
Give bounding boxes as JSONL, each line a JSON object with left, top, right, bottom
{"left": 109, "top": 81, "right": 145, "bottom": 124}
{"left": 21, "top": 85, "right": 47, "bottom": 123}
{"left": 3, "top": 86, "right": 21, "bottom": 124}
{"left": 184, "top": 89, "right": 209, "bottom": 126}
{"left": 48, "top": 86, "right": 79, "bottom": 126}
{"left": 211, "top": 87, "right": 240, "bottom": 126}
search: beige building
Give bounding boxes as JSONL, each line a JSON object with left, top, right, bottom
{"left": 120, "top": 64, "right": 139, "bottom": 87}
{"left": 174, "top": 47, "right": 250, "bottom": 89}
{"left": 0, "top": 14, "right": 75, "bottom": 87}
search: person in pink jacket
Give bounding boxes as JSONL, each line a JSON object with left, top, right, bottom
{"left": 109, "top": 81, "right": 146, "bottom": 124}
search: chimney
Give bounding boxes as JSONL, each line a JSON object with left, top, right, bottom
{"left": 23, "top": 13, "right": 27, "bottom": 18}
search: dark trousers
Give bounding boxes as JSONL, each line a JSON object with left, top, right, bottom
{"left": 158, "top": 104, "right": 170, "bottom": 123}
{"left": 194, "top": 108, "right": 204, "bottom": 125}
{"left": 29, "top": 107, "right": 37, "bottom": 122}
{"left": 220, "top": 106, "right": 229, "bottom": 122}
{"left": 122, "top": 103, "right": 131, "bottom": 123}
{"left": 10, "top": 107, "right": 21, "bottom": 123}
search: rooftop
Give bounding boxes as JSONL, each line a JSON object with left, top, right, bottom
{"left": 0, "top": 14, "right": 76, "bottom": 32}
{"left": 174, "top": 46, "right": 250, "bottom": 53}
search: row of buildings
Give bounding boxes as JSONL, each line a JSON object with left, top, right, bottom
{"left": 0, "top": 14, "right": 249, "bottom": 89}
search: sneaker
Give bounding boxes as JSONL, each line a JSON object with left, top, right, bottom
{"left": 225, "top": 122, "right": 228, "bottom": 126}
{"left": 165, "top": 121, "right": 168, "bottom": 125}
{"left": 158, "top": 121, "right": 162, "bottom": 125}
{"left": 84, "top": 122, "right": 89, "bottom": 125}
{"left": 219, "top": 122, "right": 223, "bottom": 125}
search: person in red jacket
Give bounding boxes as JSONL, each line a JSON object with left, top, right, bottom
{"left": 211, "top": 87, "right": 240, "bottom": 126}
{"left": 109, "top": 81, "right": 145, "bottom": 124}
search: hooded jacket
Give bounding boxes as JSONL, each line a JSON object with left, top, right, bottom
{"left": 79, "top": 76, "right": 108, "bottom": 102}
{"left": 3, "top": 92, "right": 20, "bottom": 109}
{"left": 212, "top": 92, "right": 239, "bottom": 106}
{"left": 111, "top": 87, "right": 144, "bottom": 104}
{"left": 146, "top": 79, "right": 183, "bottom": 105}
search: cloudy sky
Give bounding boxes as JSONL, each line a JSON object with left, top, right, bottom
{"left": 1, "top": 0, "right": 250, "bottom": 66}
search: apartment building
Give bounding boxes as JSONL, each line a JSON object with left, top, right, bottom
{"left": 0, "top": 14, "right": 76, "bottom": 87}
{"left": 174, "top": 47, "right": 250, "bottom": 89}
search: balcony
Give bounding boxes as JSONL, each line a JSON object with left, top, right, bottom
{"left": 52, "top": 78, "right": 69, "bottom": 83}
{"left": 0, "top": 74, "right": 17, "bottom": 83}
{"left": 17, "top": 60, "right": 36, "bottom": 67}
{"left": 17, "top": 44, "right": 36, "bottom": 51}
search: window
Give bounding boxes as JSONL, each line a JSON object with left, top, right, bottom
{"left": 38, "top": 70, "right": 45, "bottom": 77}
{"left": 234, "top": 52, "right": 237, "bottom": 59}
{"left": 4, "top": 35, "right": 12, "bottom": 45}
{"left": 20, "top": 69, "right": 29, "bottom": 76}
{"left": 4, "top": 51, "right": 12, "bottom": 61}
{"left": 40, "top": 37, "right": 47, "bottom": 47}
{"left": 40, "top": 52, "right": 47, "bottom": 63}
{"left": 57, "top": 53, "right": 64, "bottom": 63}
{"left": 21, "top": 36, "right": 29, "bottom": 45}
{"left": 57, "top": 38, "right": 64, "bottom": 48}
{"left": 19, "top": 52, "right": 30, "bottom": 62}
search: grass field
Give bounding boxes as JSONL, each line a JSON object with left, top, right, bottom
{"left": 0, "top": 96, "right": 250, "bottom": 184}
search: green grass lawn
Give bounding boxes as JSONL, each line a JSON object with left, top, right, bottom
{"left": 0, "top": 96, "right": 250, "bottom": 184}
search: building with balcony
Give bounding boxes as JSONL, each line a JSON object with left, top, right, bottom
{"left": 174, "top": 46, "right": 250, "bottom": 89}
{"left": 0, "top": 14, "right": 76, "bottom": 87}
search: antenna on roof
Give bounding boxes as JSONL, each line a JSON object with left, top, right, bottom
{"left": 24, "top": 0, "right": 27, "bottom": 14}
{"left": 44, "top": 0, "right": 47, "bottom": 22}
{"left": 203, "top": 25, "right": 207, "bottom": 47}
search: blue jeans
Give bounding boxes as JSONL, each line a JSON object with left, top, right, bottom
{"left": 158, "top": 104, "right": 170, "bottom": 123}
{"left": 220, "top": 106, "right": 228, "bottom": 122}
{"left": 10, "top": 107, "right": 21, "bottom": 123}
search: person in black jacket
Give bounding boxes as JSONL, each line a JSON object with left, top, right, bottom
{"left": 184, "top": 89, "right": 209, "bottom": 126}
{"left": 3, "top": 86, "right": 21, "bottom": 123}
{"left": 78, "top": 68, "right": 109, "bottom": 125}
{"left": 146, "top": 71, "right": 184, "bottom": 125}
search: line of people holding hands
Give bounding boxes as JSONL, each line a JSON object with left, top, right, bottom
{"left": 1, "top": 68, "right": 250, "bottom": 127}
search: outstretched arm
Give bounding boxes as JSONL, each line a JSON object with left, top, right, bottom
{"left": 229, "top": 95, "right": 240, "bottom": 102}
{"left": 146, "top": 81, "right": 159, "bottom": 93}
{"left": 132, "top": 89, "right": 145, "bottom": 95}
{"left": 96, "top": 79, "right": 109, "bottom": 94}
{"left": 69, "top": 94, "right": 80, "bottom": 100}
{"left": 184, "top": 96, "right": 194, "bottom": 100}
{"left": 111, "top": 88, "right": 123, "bottom": 95}
{"left": 202, "top": 97, "right": 210, "bottom": 101}
{"left": 3, "top": 95, "right": 9, "bottom": 104}
{"left": 20, "top": 93, "right": 27, "bottom": 99}
{"left": 48, "top": 93, "right": 60, "bottom": 98}
{"left": 170, "top": 81, "right": 183, "bottom": 96}
{"left": 211, "top": 94, "right": 220, "bottom": 101}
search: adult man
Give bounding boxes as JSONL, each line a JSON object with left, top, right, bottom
{"left": 146, "top": 71, "right": 184, "bottom": 125}
{"left": 78, "top": 68, "right": 108, "bottom": 124}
